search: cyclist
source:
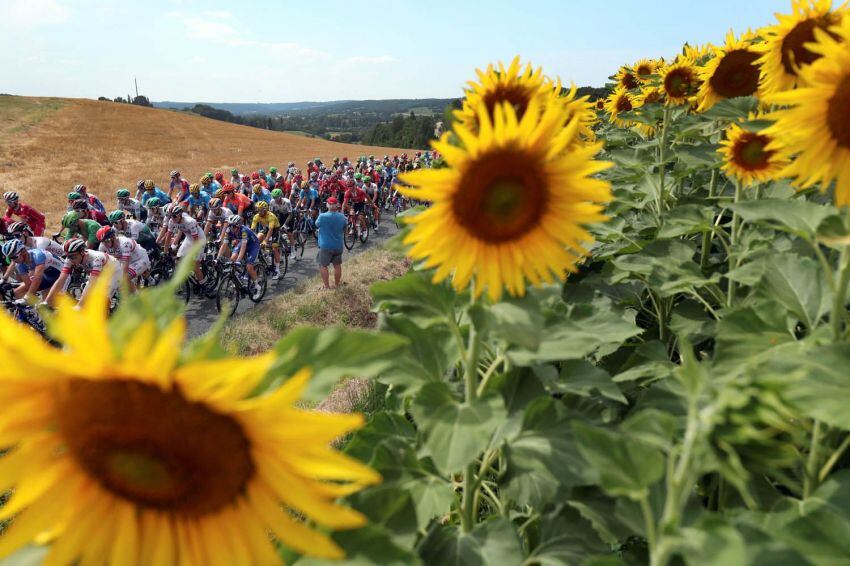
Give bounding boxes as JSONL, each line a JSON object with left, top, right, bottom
{"left": 270, "top": 188, "right": 296, "bottom": 260}
{"left": 186, "top": 183, "right": 211, "bottom": 221}
{"left": 74, "top": 184, "right": 106, "bottom": 214}
{"left": 199, "top": 174, "right": 217, "bottom": 197}
{"left": 116, "top": 188, "right": 146, "bottom": 220}
{"left": 361, "top": 175, "right": 381, "bottom": 228}
{"left": 61, "top": 211, "right": 101, "bottom": 249}
{"left": 97, "top": 225, "right": 150, "bottom": 293}
{"left": 213, "top": 171, "right": 225, "bottom": 187}
{"left": 71, "top": 199, "right": 109, "bottom": 226}
{"left": 7, "top": 221, "right": 64, "bottom": 258}
{"left": 46, "top": 238, "right": 122, "bottom": 307}
{"left": 140, "top": 180, "right": 170, "bottom": 206}
{"left": 1, "top": 239, "right": 64, "bottom": 304}
{"left": 221, "top": 184, "right": 253, "bottom": 218}
{"left": 169, "top": 170, "right": 190, "bottom": 202}
{"left": 251, "top": 183, "right": 271, "bottom": 205}
{"left": 342, "top": 179, "right": 374, "bottom": 236}
{"left": 229, "top": 167, "right": 241, "bottom": 187}
{"left": 204, "top": 197, "right": 234, "bottom": 239}
{"left": 158, "top": 203, "right": 207, "bottom": 286}
{"left": 269, "top": 166, "right": 282, "bottom": 185}
{"left": 144, "top": 197, "right": 165, "bottom": 236}
{"left": 251, "top": 201, "right": 282, "bottom": 279}
{"left": 258, "top": 169, "right": 271, "bottom": 186}
{"left": 66, "top": 191, "right": 82, "bottom": 211}
{"left": 219, "top": 215, "right": 262, "bottom": 298}
{"left": 108, "top": 210, "right": 157, "bottom": 253}
{"left": 298, "top": 180, "right": 320, "bottom": 220}
{"left": 3, "top": 191, "right": 45, "bottom": 236}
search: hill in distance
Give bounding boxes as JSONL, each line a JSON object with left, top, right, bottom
{"left": 154, "top": 99, "right": 456, "bottom": 117}
{"left": 0, "top": 95, "right": 409, "bottom": 227}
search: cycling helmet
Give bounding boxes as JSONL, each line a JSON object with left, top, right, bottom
{"left": 136, "top": 180, "right": 145, "bottom": 190}
{"left": 258, "top": 168, "right": 265, "bottom": 175}
{"left": 256, "top": 201, "right": 269, "bottom": 212}
{"left": 214, "top": 171, "right": 224, "bottom": 181}
{"left": 63, "top": 238, "right": 87, "bottom": 255}
{"left": 115, "top": 188, "right": 130, "bottom": 198}
{"left": 376, "top": 165, "right": 383, "bottom": 171}
{"left": 3, "top": 191, "right": 19, "bottom": 202}
{"left": 199, "top": 176, "right": 210, "bottom": 185}
{"left": 145, "top": 197, "right": 162, "bottom": 209}
{"left": 96, "top": 226, "right": 115, "bottom": 242}
{"left": 72, "top": 200, "right": 89, "bottom": 211}
{"left": 189, "top": 183, "right": 201, "bottom": 195}
{"left": 271, "top": 189, "right": 283, "bottom": 198}
{"left": 228, "top": 215, "right": 244, "bottom": 226}
{"left": 8, "top": 221, "right": 29, "bottom": 234}
{"left": 169, "top": 204, "right": 184, "bottom": 217}
{"left": 205, "top": 172, "right": 212, "bottom": 179}
{"left": 107, "top": 210, "right": 126, "bottom": 223}
{"left": 314, "top": 158, "right": 321, "bottom": 164}
{"left": 144, "top": 180, "right": 155, "bottom": 190}
{"left": 251, "top": 172, "right": 259, "bottom": 180}
{"left": 1, "top": 239, "right": 24, "bottom": 259}
{"left": 252, "top": 184, "right": 263, "bottom": 194}
{"left": 61, "top": 211, "right": 80, "bottom": 228}
{"left": 269, "top": 167, "right": 277, "bottom": 174}
{"left": 74, "top": 184, "right": 87, "bottom": 193}
{"left": 221, "top": 184, "right": 235, "bottom": 194}
{"left": 241, "top": 175, "right": 250, "bottom": 183}
{"left": 310, "top": 171, "right": 318, "bottom": 179}
{"left": 209, "top": 198, "right": 222, "bottom": 209}
{"left": 67, "top": 191, "right": 81, "bottom": 200}
{"left": 214, "top": 190, "right": 225, "bottom": 200}
{"left": 300, "top": 181, "right": 309, "bottom": 189}
{"left": 354, "top": 173, "right": 362, "bottom": 180}
{"left": 170, "top": 170, "right": 180, "bottom": 178}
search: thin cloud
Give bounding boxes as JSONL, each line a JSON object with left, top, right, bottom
{"left": 341, "top": 55, "right": 399, "bottom": 65}
{"left": 3, "top": 0, "right": 71, "bottom": 28}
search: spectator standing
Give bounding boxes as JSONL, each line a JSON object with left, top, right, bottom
{"left": 315, "top": 197, "right": 346, "bottom": 289}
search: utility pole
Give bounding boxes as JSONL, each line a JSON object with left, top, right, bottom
{"left": 134, "top": 77, "right": 139, "bottom": 98}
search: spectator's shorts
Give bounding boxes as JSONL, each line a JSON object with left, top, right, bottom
{"left": 318, "top": 248, "right": 343, "bottom": 267}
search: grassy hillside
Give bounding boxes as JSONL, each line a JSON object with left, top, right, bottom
{"left": 0, "top": 95, "right": 409, "bottom": 226}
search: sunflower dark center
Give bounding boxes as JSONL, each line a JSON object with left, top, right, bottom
{"left": 56, "top": 379, "right": 254, "bottom": 517}
{"left": 596, "top": 99, "right": 605, "bottom": 110}
{"left": 644, "top": 91, "right": 662, "bottom": 104}
{"left": 453, "top": 148, "right": 548, "bottom": 243}
{"left": 621, "top": 73, "right": 639, "bottom": 90}
{"left": 616, "top": 96, "right": 633, "bottom": 113}
{"left": 780, "top": 16, "right": 838, "bottom": 75}
{"left": 732, "top": 132, "right": 773, "bottom": 170}
{"left": 483, "top": 84, "right": 532, "bottom": 121}
{"left": 827, "top": 75, "right": 850, "bottom": 149}
{"left": 636, "top": 64, "right": 653, "bottom": 77}
{"left": 710, "top": 49, "right": 761, "bottom": 98}
{"left": 665, "top": 68, "right": 695, "bottom": 98}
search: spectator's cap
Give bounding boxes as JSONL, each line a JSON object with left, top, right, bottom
{"left": 327, "top": 197, "right": 339, "bottom": 205}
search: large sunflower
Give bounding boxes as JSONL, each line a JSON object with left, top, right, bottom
{"left": 697, "top": 31, "right": 763, "bottom": 111}
{"left": 764, "top": 14, "right": 850, "bottom": 204}
{"left": 398, "top": 99, "right": 612, "bottom": 301}
{"left": 719, "top": 121, "right": 789, "bottom": 186}
{"left": 756, "top": 0, "right": 847, "bottom": 95}
{"left": 661, "top": 59, "right": 701, "bottom": 105}
{"left": 453, "top": 56, "right": 554, "bottom": 131}
{"left": 634, "top": 59, "right": 658, "bottom": 81}
{"left": 604, "top": 86, "right": 636, "bottom": 128}
{"left": 0, "top": 277, "right": 380, "bottom": 564}
{"left": 615, "top": 66, "right": 640, "bottom": 90}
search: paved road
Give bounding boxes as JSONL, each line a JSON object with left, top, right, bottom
{"left": 185, "top": 219, "right": 399, "bottom": 338}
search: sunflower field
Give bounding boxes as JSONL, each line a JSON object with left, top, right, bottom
{"left": 3, "top": 0, "right": 850, "bottom": 564}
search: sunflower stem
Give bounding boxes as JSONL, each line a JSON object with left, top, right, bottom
{"left": 460, "top": 296, "right": 482, "bottom": 532}
{"left": 656, "top": 106, "right": 673, "bottom": 221}
{"left": 700, "top": 169, "right": 719, "bottom": 271}
{"left": 804, "top": 420, "right": 823, "bottom": 499}
{"left": 726, "top": 181, "right": 742, "bottom": 308}
{"left": 831, "top": 244, "right": 850, "bottom": 341}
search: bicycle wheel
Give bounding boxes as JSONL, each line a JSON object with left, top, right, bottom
{"left": 360, "top": 223, "right": 370, "bottom": 244}
{"left": 216, "top": 277, "right": 240, "bottom": 316}
{"left": 344, "top": 222, "right": 356, "bottom": 250}
{"left": 294, "top": 231, "right": 306, "bottom": 258}
{"left": 279, "top": 252, "right": 289, "bottom": 278}
{"left": 176, "top": 280, "right": 191, "bottom": 304}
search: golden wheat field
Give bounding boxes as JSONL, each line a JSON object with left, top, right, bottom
{"left": 0, "top": 95, "right": 409, "bottom": 227}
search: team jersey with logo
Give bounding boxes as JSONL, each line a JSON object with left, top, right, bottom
{"left": 99, "top": 235, "right": 148, "bottom": 264}
{"left": 16, "top": 249, "right": 63, "bottom": 275}
{"left": 166, "top": 213, "right": 204, "bottom": 240}
{"left": 62, "top": 249, "right": 116, "bottom": 276}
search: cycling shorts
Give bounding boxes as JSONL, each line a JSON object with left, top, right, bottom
{"left": 177, "top": 236, "right": 205, "bottom": 259}
{"left": 127, "top": 256, "right": 151, "bottom": 279}
{"left": 353, "top": 202, "right": 366, "bottom": 214}
{"left": 233, "top": 241, "right": 260, "bottom": 265}
{"left": 36, "top": 267, "right": 61, "bottom": 292}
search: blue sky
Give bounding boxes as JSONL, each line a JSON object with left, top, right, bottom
{"left": 1, "top": 0, "right": 793, "bottom": 102}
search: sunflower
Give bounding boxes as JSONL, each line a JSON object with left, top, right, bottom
{"left": 560, "top": 83, "right": 599, "bottom": 144}
{"left": 756, "top": 0, "right": 847, "bottom": 95}
{"left": 604, "top": 86, "right": 637, "bottom": 128}
{"left": 697, "top": 30, "right": 763, "bottom": 111}
{"left": 661, "top": 59, "right": 701, "bottom": 105}
{"left": 595, "top": 98, "right": 606, "bottom": 111}
{"left": 719, "top": 121, "right": 789, "bottom": 186}
{"left": 764, "top": 14, "right": 850, "bottom": 204}
{"left": 632, "top": 86, "right": 666, "bottom": 137}
{"left": 453, "top": 56, "right": 555, "bottom": 132}
{"left": 683, "top": 43, "right": 715, "bottom": 64}
{"left": 615, "top": 66, "right": 640, "bottom": 90}
{"left": 634, "top": 59, "right": 658, "bottom": 80}
{"left": 0, "top": 277, "right": 380, "bottom": 564}
{"left": 398, "top": 99, "right": 612, "bottom": 301}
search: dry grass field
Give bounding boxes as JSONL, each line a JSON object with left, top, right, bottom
{"left": 0, "top": 95, "right": 409, "bottom": 227}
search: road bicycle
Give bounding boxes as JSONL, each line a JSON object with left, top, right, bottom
{"left": 215, "top": 260, "right": 267, "bottom": 316}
